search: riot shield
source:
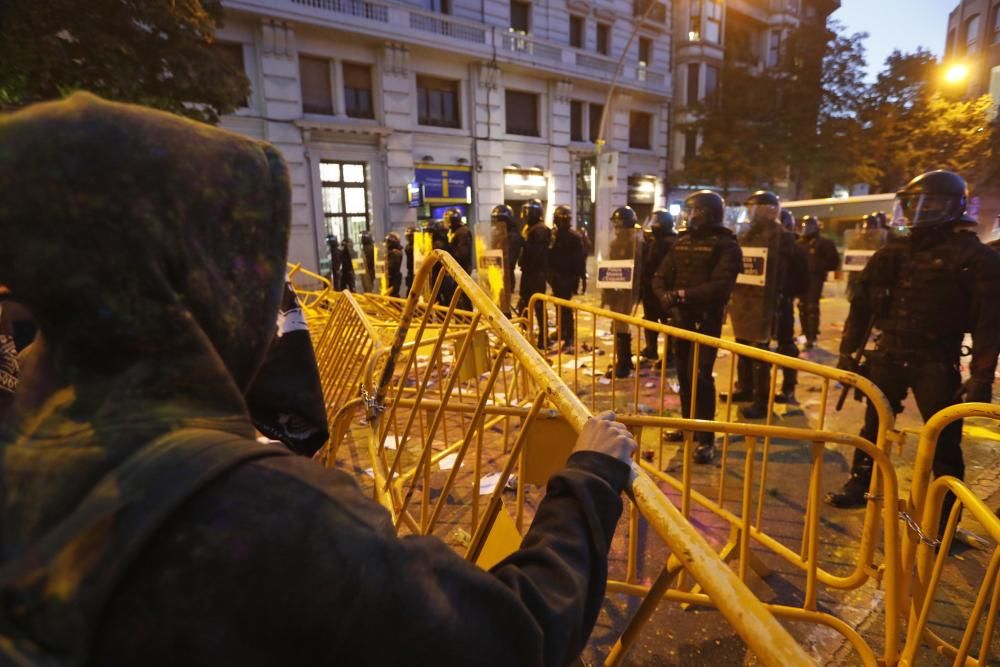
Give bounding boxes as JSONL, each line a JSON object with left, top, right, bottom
{"left": 475, "top": 217, "right": 511, "bottom": 314}
{"left": 412, "top": 225, "right": 436, "bottom": 299}
{"left": 598, "top": 224, "right": 643, "bottom": 317}
{"left": 844, "top": 227, "right": 887, "bottom": 301}
{"left": 729, "top": 220, "right": 781, "bottom": 344}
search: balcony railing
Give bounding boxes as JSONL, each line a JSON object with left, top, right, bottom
{"left": 249, "top": 0, "right": 668, "bottom": 92}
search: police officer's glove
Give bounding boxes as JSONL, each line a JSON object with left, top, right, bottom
{"left": 660, "top": 290, "right": 681, "bottom": 310}
{"left": 837, "top": 354, "right": 860, "bottom": 374}
{"left": 954, "top": 375, "right": 994, "bottom": 403}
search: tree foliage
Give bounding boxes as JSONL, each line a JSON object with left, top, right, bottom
{"left": 0, "top": 0, "right": 249, "bottom": 124}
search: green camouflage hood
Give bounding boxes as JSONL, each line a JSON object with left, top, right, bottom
{"left": 0, "top": 92, "right": 290, "bottom": 554}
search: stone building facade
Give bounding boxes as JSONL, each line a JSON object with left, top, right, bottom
{"left": 945, "top": 0, "right": 1000, "bottom": 102}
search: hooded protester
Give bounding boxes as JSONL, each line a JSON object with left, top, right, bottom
{"left": 0, "top": 93, "right": 635, "bottom": 666}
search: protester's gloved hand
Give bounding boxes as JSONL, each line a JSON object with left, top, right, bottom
{"left": 837, "top": 354, "right": 859, "bottom": 374}
{"left": 659, "top": 290, "right": 681, "bottom": 310}
{"left": 954, "top": 374, "right": 993, "bottom": 403}
{"left": 573, "top": 410, "right": 636, "bottom": 467}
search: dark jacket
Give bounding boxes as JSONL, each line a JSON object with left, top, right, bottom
{"left": 0, "top": 93, "right": 628, "bottom": 667}
{"left": 449, "top": 224, "right": 473, "bottom": 273}
{"left": 386, "top": 246, "right": 403, "bottom": 296}
{"left": 641, "top": 233, "right": 677, "bottom": 300}
{"left": 798, "top": 235, "right": 840, "bottom": 279}
{"left": 842, "top": 225, "right": 1000, "bottom": 382}
{"left": 548, "top": 226, "right": 586, "bottom": 294}
{"left": 652, "top": 226, "right": 741, "bottom": 334}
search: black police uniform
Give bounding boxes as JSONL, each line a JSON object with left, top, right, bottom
{"left": 652, "top": 191, "right": 742, "bottom": 461}
{"left": 341, "top": 239, "right": 357, "bottom": 293}
{"left": 519, "top": 221, "right": 551, "bottom": 348}
{"left": 797, "top": 230, "right": 840, "bottom": 346}
{"left": 828, "top": 172, "right": 1000, "bottom": 510}
{"left": 640, "top": 215, "right": 678, "bottom": 361}
{"left": 404, "top": 229, "right": 415, "bottom": 295}
{"left": 385, "top": 237, "right": 404, "bottom": 298}
{"left": 548, "top": 213, "right": 586, "bottom": 346}
{"left": 326, "top": 236, "right": 343, "bottom": 290}
{"left": 774, "top": 233, "right": 809, "bottom": 402}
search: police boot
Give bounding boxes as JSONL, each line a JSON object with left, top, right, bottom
{"left": 721, "top": 356, "right": 755, "bottom": 402}
{"left": 824, "top": 469, "right": 872, "bottom": 509}
{"left": 606, "top": 333, "right": 634, "bottom": 379}
{"left": 693, "top": 437, "right": 716, "bottom": 465}
{"left": 741, "top": 361, "right": 773, "bottom": 419}
{"left": 640, "top": 330, "right": 660, "bottom": 361}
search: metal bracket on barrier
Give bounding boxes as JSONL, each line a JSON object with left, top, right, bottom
{"left": 898, "top": 510, "right": 941, "bottom": 550}
{"left": 360, "top": 384, "right": 384, "bottom": 423}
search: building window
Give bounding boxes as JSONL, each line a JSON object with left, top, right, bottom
{"left": 417, "top": 76, "right": 460, "bottom": 128}
{"left": 320, "top": 161, "right": 371, "bottom": 248}
{"left": 704, "top": 0, "right": 722, "bottom": 44}
{"left": 964, "top": 14, "right": 981, "bottom": 55}
{"left": 686, "top": 63, "right": 700, "bottom": 104}
{"left": 688, "top": 0, "right": 701, "bottom": 41}
{"left": 768, "top": 29, "right": 782, "bottom": 67}
{"left": 683, "top": 130, "right": 698, "bottom": 163}
{"left": 638, "top": 37, "right": 652, "bottom": 66}
{"left": 570, "top": 100, "right": 584, "bottom": 142}
{"left": 420, "top": 0, "right": 450, "bottom": 12}
{"left": 505, "top": 89, "right": 540, "bottom": 136}
{"left": 511, "top": 0, "right": 531, "bottom": 33}
{"left": 946, "top": 28, "right": 957, "bottom": 56}
{"left": 629, "top": 111, "right": 652, "bottom": 149}
{"left": 704, "top": 65, "right": 719, "bottom": 99}
{"left": 300, "top": 55, "right": 333, "bottom": 115}
{"left": 569, "top": 15, "right": 585, "bottom": 48}
{"left": 596, "top": 22, "right": 611, "bottom": 55}
{"left": 216, "top": 42, "right": 249, "bottom": 107}
{"left": 993, "top": 6, "right": 1000, "bottom": 44}
{"left": 589, "top": 103, "right": 604, "bottom": 142}
{"left": 343, "top": 63, "right": 374, "bottom": 119}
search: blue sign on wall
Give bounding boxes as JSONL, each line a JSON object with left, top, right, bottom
{"left": 415, "top": 163, "right": 472, "bottom": 204}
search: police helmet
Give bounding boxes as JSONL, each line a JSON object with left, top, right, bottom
{"left": 384, "top": 232, "right": 402, "bottom": 250}
{"left": 491, "top": 204, "right": 514, "bottom": 225}
{"left": 679, "top": 190, "right": 725, "bottom": 231}
{"left": 405, "top": 226, "right": 416, "bottom": 240}
{"left": 745, "top": 190, "right": 781, "bottom": 224}
{"left": 326, "top": 234, "right": 340, "bottom": 247}
{"left": 779, "top": 208, "right": 795, "bottom": 231}
{"left": 649, "top": 209, "right": 675, "bottom": 238}
{"left": 611, "top": 206, "right": 638, "bottom": 229}
{"left": 799, "top": 215, "right": 821, "bottom": 238}
{"left": 361, "top": 231, "right": 373, "bottom": 245}
{"left": 892, "top": 170, "right": 968, "bottom": 228}
{"left": 520, "top": 199, "right": 544, "bottom": 225}
{"left": 443, "top": 207, "right": 464, "bottom": 231}
{"left": 553, "top": 204, "right": 573, "bottom": 228}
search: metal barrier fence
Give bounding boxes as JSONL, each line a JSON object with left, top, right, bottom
{"left": 899, "top": 403, "right": 1000, "bottom": 666}
{"left": 526, "top": 293, "right": 901, "bottom": 665}
{"left": 351, "top": 250, "right": 817, "bottom": 665}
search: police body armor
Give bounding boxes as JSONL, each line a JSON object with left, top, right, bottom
{"left": 476, "top": 218, "right": 511, "bottom": 314}
{"left": 868, "top": 238, "right": 968, "bottom": 358}
{"left": 729, "top": 220, "right": 782, "bottom": 343}
{"left": 600, "top": 225, "right": 643, "bottom": 316}
{"left": 844, "top": 227, "right": 888, "bottom": 301}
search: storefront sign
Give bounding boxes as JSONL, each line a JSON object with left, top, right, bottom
{"left": 503, "top": 170, "right": 548, "bottom": 200}
{"left": 736, "top": 247, "right": 768, "bottom": 286}
{"left": 415, "top": 163, "right": 472, "bottom": 204}
{"left": 842, "top": 249, "right": 876, "bottom": 272}
{"left": 627, "top": 176, "right": 657, "bottom": 205}
{"left": 596, "top": 260, "right": 635, "bottom": 289}
{"left": 407, "top": 180, "right": 422, "bottom": 208}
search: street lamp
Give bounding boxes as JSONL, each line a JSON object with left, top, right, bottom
{"left": 943, "top": 62, "right": 970, "bottom": 85}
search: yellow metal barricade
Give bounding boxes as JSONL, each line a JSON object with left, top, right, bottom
{"left": 357, "top": 250, "right": 817, "bottom": 666}
{"left": 526, "top": 294, "right": 902, "bottom": 665}
{"left": 899, "top": 403, "right": 1000, "bottom": 665}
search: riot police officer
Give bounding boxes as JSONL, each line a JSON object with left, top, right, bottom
{"left": 773, "top": 208, "right": 809, "bottom": 404}
{"left": 341, "top": 237, "right": 358, "bottom": 293}
{"left": 507, "top": 206, "right": 525, "bottom": 296}
{"left": 603, "top": 206, "right": 642, "bottom": 378}
{"left": 640, "top": 210, "right": 679, "bottom": 364}
{"left": 361, "top": 231, "right": 376, "bottom": 293}
{"left": 482, "top": 204, "right": 515, "bottom": 316}
{"left": 444, "top": 207, "right": 473, "bottom": 274}
{"left": 404, "top": 226, "right": 416, "bottom": 295}
{"left": 384, "top": 232, "right": 404, "bottom": 298}
{"left": 652, "top": 191, "right": 742, "bottom": 463}
{"left": 518, "top": 199, "right": 550, "bottom": 347}
{"left": 796, "top": 215, "right": 840, "bottom": 349}
{"left": 325, "top": 234, "right": 343, "bottom": 290}
{"left": 826, "top": 170, "right": 1000, "bottom": 511}
{"left": 547, "top": 205, "right": 586, "bottom": 349}
{"left": 727, "top": 191, "right": 802, "bottom": 418}
{"left": 427, "top": 220, "right": 454, "bottom": 306}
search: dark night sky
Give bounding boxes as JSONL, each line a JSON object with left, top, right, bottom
{"left": 831, "top": 0, "right": 955, "bottom": 79}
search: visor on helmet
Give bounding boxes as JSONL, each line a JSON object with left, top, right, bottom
{"left": 891, "top": 193, "right": 963, "bottom": 228}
